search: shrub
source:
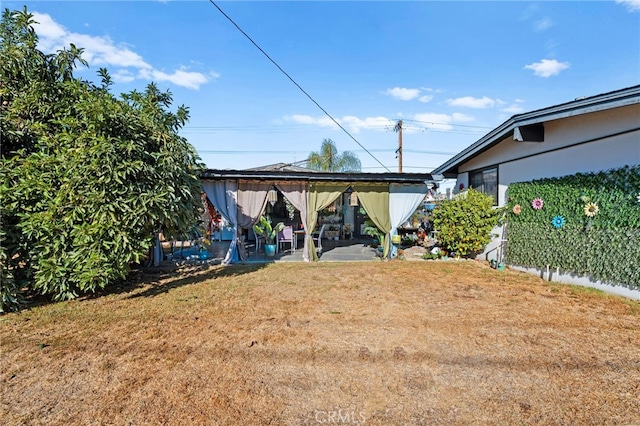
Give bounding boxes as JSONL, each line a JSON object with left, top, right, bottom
{"left": 431, "top": 189, "right": 504, "bottom": 257}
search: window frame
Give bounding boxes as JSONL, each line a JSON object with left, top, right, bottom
{"left": 469, "top": 166, "right": 498, "bottom": 205}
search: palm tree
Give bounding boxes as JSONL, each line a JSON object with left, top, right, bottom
{"left": 306, "top": 139, "right": 361, "bottom": 172}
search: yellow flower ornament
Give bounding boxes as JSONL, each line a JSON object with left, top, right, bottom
{"left": 584, "top": 202, "right": 599, "bottom": 217}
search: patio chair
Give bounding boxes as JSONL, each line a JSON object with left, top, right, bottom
{"left": 277, "top": 225, "right": 295, "bottom": 253}
{"left": 250, "top": 228, "right": 265, "bottom": 252}
{"left": 312, "top": 223, "right": 327, "bottom": 253}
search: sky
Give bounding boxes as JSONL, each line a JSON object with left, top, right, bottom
{"left": 5, "top": 0, "right": 640, "bottom": 174}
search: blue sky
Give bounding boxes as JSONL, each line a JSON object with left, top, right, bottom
{"left": 7, "top": 0, "right": 640, "bottom": 173}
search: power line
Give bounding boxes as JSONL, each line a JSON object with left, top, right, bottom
{"left": 208, "top": 1, "right": 391, "bottom": 172}
{"left": 399, "top": 118, "right": 494, "bottom": 129}
{"left": 402, "top": 126, "right": 486, "bottom": 136}
{"left": 196, "top": 148, "right": 457, "bottom": 155}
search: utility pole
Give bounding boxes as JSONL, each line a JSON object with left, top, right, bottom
{"left": 394, "top": 120, "right": 403, "bottom": 173}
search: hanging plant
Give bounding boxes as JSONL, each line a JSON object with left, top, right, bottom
{"left": 551, "top": 215, "right": 565, "bottom": 229}
{"left": 584, "top": 202, "right": 599, "bottom": 217}
{"left": 283, "top": 197, "right": 296, "bottom": 221}
{"left": 532, "top": 198, "right": 544, "bottom": 210}
{"left": 512, "top": 204, "right": 522, "bottom": 215}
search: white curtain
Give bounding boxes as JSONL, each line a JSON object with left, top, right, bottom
{"left": 389, "top": 183, "right": 429, "bottom": 257}
{"left": 276, "top": 182, "right": 308, "bottom": 261}
{"left": 237, "top": 181, "right": 271, "bottom": 261}
{"left": 202, "top": 180, "right": 239, "bottom": 264}
{"left": 342, "top": 193, "right": 354, "bottom": 234}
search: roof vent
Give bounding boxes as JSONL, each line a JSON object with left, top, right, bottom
{"left": 514, "top": 123, "right": 544, "bottom": 143}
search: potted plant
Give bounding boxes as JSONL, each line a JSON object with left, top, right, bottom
{"left": 343, "top": 224, "right": 353, "bottom": 240}
{"left": 253, "top": 215, "right": 285, "bottom": 257}
{"left": 325, "top": 225, "right": 340, "bottom": 240}
{"left": 363, "top": 218, "right": 384, "bottom": 249}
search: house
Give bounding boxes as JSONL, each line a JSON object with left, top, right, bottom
{"left": 432, "top": 85, "right": 640, "bottom": 298}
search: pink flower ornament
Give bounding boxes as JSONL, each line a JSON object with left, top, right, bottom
{"left": 532, "top": 198, "right": 544, "bottom": 210}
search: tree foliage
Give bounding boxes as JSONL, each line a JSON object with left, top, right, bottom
{"left": 0, "top": 7, "right": 204, "bottom": 311}
{"left": 306, "top": 138, "right": 361, "bottom": 172}
{"left": 431, "top": 189, "right": 504, "bottom": 257}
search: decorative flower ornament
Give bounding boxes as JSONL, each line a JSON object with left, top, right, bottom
{"left": 532, "top": 198, "right": 544, "bottom": 210}
{"left": 552, "top": 215, "right": 565, "bottom": 229}
{"left": 584, "top": 202, "right": 599, "bottom": 217}
{"left": 512, "top": 204, "right": 522, "bottom": 215}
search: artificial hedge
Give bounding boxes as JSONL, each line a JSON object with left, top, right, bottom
{"left": 505, "top": 165, "right": 640, "bottom": 289}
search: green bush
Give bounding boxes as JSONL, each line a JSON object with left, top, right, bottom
{"left": 0, "top": 8, "right": 203, "bottom": 311}
{"left": 505, "top": 165, "right": 640, "bottom": 289}
{"left": 431, "top": 189, "right": 504, "bottom": 257}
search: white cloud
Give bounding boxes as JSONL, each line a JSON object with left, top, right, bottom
{"left": 501, "top": 104, "right": 525, "bottom": 114}
{"left": 446, "top": 96, "right": 496, "bottom": 109}
{"left": 524, "top": 58, "right": 570, "bottom": 77}
{"left": 385, "top": 87, "right": 421, "bottom": 101}
{"left": 138, "top": 68, "right": 212, "bottom": 91}
{"left": 616, "top": 0, "right": 640, "bottom": 12}
{"left": 411, "top": 113, "right": 454, "bottom": 131}
{"left": 285, "top": 111, "right": 477, "bottom": 135}
{"left": 112, "top": 69, "right": 136, "bottom": 83}
{"left": 385, "top": 86, "right": 443, "bottom": 102}
{"left": 520, "top": 3, "right": 539, "bottom": 21}
{"left": 31, "top": 12, "right": 67, "bottom": 40}
{"left": 283, "top": 114, "right": 393, "bottom": 133}
{"left": 451, "top": 112, "right": 475, "bottom": 122}
{"left": 533, "top": 18, "right": 554, "bottom": 32}
{"left": 31, "top": 12, "right": 214, "bottom": 90}
{"left": 342, "top": 116, "right": 394, "bottom": 133}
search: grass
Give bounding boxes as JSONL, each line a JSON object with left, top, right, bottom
{"left": 1, "top": 261, "right": 639, "bottom": 425}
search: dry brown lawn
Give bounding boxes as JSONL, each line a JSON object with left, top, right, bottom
{"left": 1, "top": 261, "right": 639, "bottom": 425}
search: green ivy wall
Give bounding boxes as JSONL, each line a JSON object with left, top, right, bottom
{"left": 505, "top": 165, "right": 640, "bottom": 290}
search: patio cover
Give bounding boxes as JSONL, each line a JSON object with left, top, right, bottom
{"left": 200, "top": 169, "right": 438, "bottom": 263}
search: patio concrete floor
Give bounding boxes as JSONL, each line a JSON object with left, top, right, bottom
{"left": 168, "top": 238, "right": 380, "bottom": 265}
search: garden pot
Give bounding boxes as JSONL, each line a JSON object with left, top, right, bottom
{"left": 199, "top": 248, "right": 208, "bottom": 260}
{"left": 265, "top": 244, "right": 276, "bottom": 257}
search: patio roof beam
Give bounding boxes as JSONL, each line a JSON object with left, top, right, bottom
{"left": 200, "top": 169, "right": 439, "bottom": 184}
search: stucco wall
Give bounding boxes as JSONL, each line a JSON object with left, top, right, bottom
{"left": 458, "top": 104, "right": 640, "bottom": 206}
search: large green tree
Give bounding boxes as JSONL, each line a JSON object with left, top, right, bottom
{"left": 0, "top": 7, "right": 203, "bottom": 310}
{"left": 306, "top": 138, "right": 361, "bottom": 172}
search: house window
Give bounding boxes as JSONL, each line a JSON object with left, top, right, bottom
{"left": 469, "top": 167, "right": 498, "bottom": 205}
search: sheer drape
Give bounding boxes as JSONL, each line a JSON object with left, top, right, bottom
{"left": 236, "top": 181, "right": 271, "bottom": 261}
{"left": 307, "top": 183, "right": 349, "bottom": 261}
{"left": 389, "top": 183, "right": 429, "bottom": 257}
{"left": 275, "top": 182, "right": 309, "bottom": 261}
{"left": 342, "top": 193, "right": 355, "bottom": 234}
{"left": 353, "top": 183, "right": 391, "bottom": 257}
{"left": 201, "top": 180, "right": 239, "bottom": 264}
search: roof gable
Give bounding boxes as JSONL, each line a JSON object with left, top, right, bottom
{"left": 433, "top": 85, "right": 640, "bottom": 177}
